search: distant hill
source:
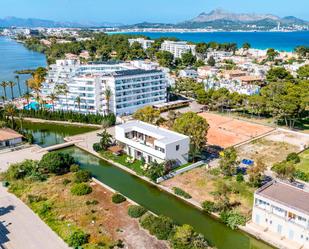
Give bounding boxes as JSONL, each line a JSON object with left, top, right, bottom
{"left": 178, "top": 9, "right": 309, "bottom": 30}
{"left": 0, "top": 16, "right": 122, "bottom": 28}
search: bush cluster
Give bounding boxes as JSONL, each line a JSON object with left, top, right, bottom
{"left": 140, "top": 214, "right": 174, "bottom": 240}
{"left": 74, "top": 170, "right": 92, "bottom": 183}
{"left": 172, "top": 187, "right": 192, "bottom": 199}
{"left": 19, "top": 109, "right": 116, "bottom": 126}
{"left": 39, "top": 152, "right": 75, "bottom": 175}
{"left": 67, "top": 230, "right": 90, "bottom": 247}
{"left": 220, "top": 211, "right": 246, "bottom": 230}
{"left": 70, "top": 183, "right": 92, "bottom": 196}
{"left": 93, "top": 143, "right": 102, "bottom": 152}
{"left": 111, "top": 193, "right": 126, "bottom": 204}
{"left": 70, "top": 164, "right": 80, "bottom": 172}
{"left": 127, "top": 205, "right": 147, "bottom": 218}
{"left": 86, "top": 200, "right": 99, "bottom": 206}
{"left": 202, "top": 201, "right": 218, "bottom": 213}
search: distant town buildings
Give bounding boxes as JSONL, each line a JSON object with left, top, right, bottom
{"left": 42, "top": 59, "right": 167, "bottom": 116}
{"left": 115, "top": 120, "right": 190, "bottom": 165}
{"left": 179, "top": 69, "right": 198, "bottom": 79}
{"left": 252, "top": 180, "right": 309, "bottom": 249}
{"left": 161, "top": 41, "right": 196, "bottom": 58}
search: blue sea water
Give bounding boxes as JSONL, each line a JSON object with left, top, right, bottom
{"left": 123, "top": 31, "right": 309, "bottom": 51}
{"left": 0, "top": 36, "right": 46, "bottom": 98}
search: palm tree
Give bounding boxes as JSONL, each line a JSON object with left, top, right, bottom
{"left": 97, "top": 129, "right": 113, "bottom": 150}
{"left": 75, "top": 96, "right": 81, "bottom": 112}
{"left": 4, "top": 103, "right": 17, "bottom": 129}
{"left": 0, "top": 81, "right": 8, "bottom": 100}
{"left": 103, "top": 86, "right": 112, "bottom": 114}
{"left": 56, "top": 84, "right": 70, "bottom": 111}
{"left": 0, "top": 96, "right": 6, "bottom": 104}
{"left": 15, "top": 75, "right": 22, "bottom": 97}
{"left": 25, "top": 79, "right": 30, "bottom": 94}
{"left": 47, "top": 92, "right": 58, "bottom": 112}
{"left": 23, "top": 92, "right": 32, "bottom": 108}
{"left": 8, "top": 81, "right": 16, "bottom": 100}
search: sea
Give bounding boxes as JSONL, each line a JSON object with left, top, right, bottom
{"left": 123, "top": 31, "right": 309, "bottom": 51}
{"left": 0, "top": 32, "right": 309, "bottom": 98}
{"left": 0, "top": 36, "right": 46, "bottom": 98}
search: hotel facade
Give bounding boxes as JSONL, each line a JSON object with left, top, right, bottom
{"left": 160, "top": 41, "right": 196, "bottom": 58}
{"left": 42, "top": 59, "right": 167, "bottom": 116}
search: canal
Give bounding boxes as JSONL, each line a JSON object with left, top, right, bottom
{"left": 25, "top": 123, "right": 273, "bottom": 249}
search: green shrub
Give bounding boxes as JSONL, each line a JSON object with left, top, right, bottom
{"left": 62, "top": 179, "right": 71, "bottom": 186}
{"left": 236, "top": 173, "right": 244, "bottom": 182}
{"left": 27, "top": 195, "right": 47, "bottom": 204}
{"left": 74, "top": 170, "right": 92, "bottom": 183}
{"left": 220, "top": 211, "right": 246, "bottom": 230}
{"left": 127, "top": 205, "right": 147, "bottom": 218}
{"left": 140, "top": 214, "right": 174, "bottom": 240}
{"left": 208, "top": 168, "right": 220, "bottom": 176}
{"left": 286, "top": 152, "right": 300, "bottom": 163}
{"left": 202, "top": 201, "right": 217, "bottom": 213}
{"left": 38, "top": 201, "right": 52, "bottom": 216}
{"left": 172, "top": 187, "right": 192, "bottom": 199}
{"left": 39, "top": 152, "right": 74, "bottom": 175}
{"left": 5, "top": 160, "right": 39, "bottom": 180}
{"left": 70, "top": 183, "right": 92, "bottom": 196}
{"left": 294, "top": 170, "right": 309, "bottom": 182}
{"left": 112, "top": 193, "right": 126, "bottom": 204}
{"left": 70, "top": 164, "right": 80, "bottom": 172}
{"left": 28, "top": 171, "right": 47, "bottom": 182}
{"left": 93, "top": 143, "right": 102, "bottom": 152}
{"left": 86, "top": 200, "right": 99, "bottom": 205}
{"left": 67, "top": 230, "right": 89, "bottom": 247}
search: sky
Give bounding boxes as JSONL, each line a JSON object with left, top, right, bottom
{"left": 1, "top": 0, "right": 309, "bottom": 24}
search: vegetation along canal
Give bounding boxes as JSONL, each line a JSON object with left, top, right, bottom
{"left": 23, "top": 123, "right": 273, "bottom": 249}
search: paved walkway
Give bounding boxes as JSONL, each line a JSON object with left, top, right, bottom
{"left": 0, "top": 145, "right": 46, "bottom": 173}
{"left": 0, "top": 185, "right": 69, "bottom": 249}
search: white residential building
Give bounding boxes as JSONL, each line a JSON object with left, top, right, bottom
{"left": 179, "top": 69, "right": 198, "bottom": 79}
{"left": 128, "top": 38, "right": 154, "bottom": 50}
{"left": 115, "top": 120, "right": 190, "bottom": 165}
{"left": 252, "top": 180, "right": 309, "bottom": 249}
{"left": 42, "top": 59, "right": 167, "bottom": 116}
{"left": 161, "top": 41, "right": 196, "bottom": 58}
{"left": 0, "top": 128, "right": 23, "bottom": 148}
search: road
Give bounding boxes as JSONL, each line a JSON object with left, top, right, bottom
{"left": 0, "top": 185, "right": 69, "bottom": 249}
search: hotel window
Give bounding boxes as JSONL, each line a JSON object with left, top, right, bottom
{"left": 176, "top": 145, "right": 180, "bottom": 151}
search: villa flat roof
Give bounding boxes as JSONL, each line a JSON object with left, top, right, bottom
{"left": 256, "top": 181, "right": 309, "bottom": 215}
{"left": 118, "top": 120, "right": 189, "bottom": 144}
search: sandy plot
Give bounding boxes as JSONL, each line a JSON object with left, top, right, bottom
{"left": 198, "top": 112, "right": 274, "bottom": 148}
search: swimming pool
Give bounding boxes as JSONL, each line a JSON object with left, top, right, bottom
{"left": 24, "top": 102, "right": 53, "bottom": 111}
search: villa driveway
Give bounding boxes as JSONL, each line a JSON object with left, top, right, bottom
{"left": 0, "top": 185, "right": 69, "bottom": 249}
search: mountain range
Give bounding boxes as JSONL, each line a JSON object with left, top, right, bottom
{"left": 0, "top": 9, "right": 308, "bottom": 30}
{"left": 0, "top": 16, "right": 121, "bottom": 28}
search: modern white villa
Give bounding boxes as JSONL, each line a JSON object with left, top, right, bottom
{"left": 252, "top": 180, "right": 309, "bottom": 249}
{"left": 160, "top": 41, "right": 196, "bottom": 58}
{"left": 42, "top": 59, "right": 167, "bottom": 116}
{"left": 128, "top": 38, "right": 154, "bottom": 50}
{"left": 115, "top": 120, "right": 190, "bottom": 165}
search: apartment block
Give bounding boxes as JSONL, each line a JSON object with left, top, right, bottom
{"left": 252, "top": 180, "right": 309, "bottom": 248}
{"left": 161, "top": 41, "right": 196, "bottom": 58}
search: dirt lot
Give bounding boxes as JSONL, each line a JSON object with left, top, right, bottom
{"left": 237, "top": 129, "right": 309, "bottom": 167}
{"left": 161, "top": 167, "right": 254, "bottom": 218}
{"left": 12, "top": 174, "right": 168, "bottom": 249}
{"left": 198, "top": 112, "right": 274, "bottom": 148}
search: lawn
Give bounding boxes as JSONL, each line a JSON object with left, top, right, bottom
{"left": 100, "top": 151, "right": 144, "bottom": 175}
{"left": 296, "top": 149, "right": 309, "bottom": 173}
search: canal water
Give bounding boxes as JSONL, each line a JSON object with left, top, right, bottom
{"left": 23, "top": 123, "right": 273, "bottom": 249}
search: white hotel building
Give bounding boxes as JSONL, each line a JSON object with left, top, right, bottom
{"left": 161, "top": 41, "right": 196, "bottom": 58}
{"left": 252, "top": 180, "right": 309, "bottom": 248}
{"left": 42, "top": 59, "right": 167, "bottom": 116}
{"left": 115, "top": 120, "right": 190, "bottom": 166}
{"left": 128, "top": 38, "right": 154, "bottom": 50}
